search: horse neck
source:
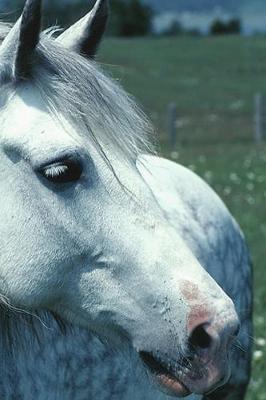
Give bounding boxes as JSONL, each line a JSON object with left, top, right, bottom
{"left": 0, "top": 310, "right": 67, "bottom": 382}
{"left": 0, "top": 309, "right": 163, "bottom": 400}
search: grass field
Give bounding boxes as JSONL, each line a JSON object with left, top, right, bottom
{"left": 100, "top": 35, "right": 266, "bottom": 399}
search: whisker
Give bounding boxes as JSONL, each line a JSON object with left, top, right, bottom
{"left": 237, "top": 332, "right": 255, "bottom": 344}
{"left": 233, "top": 341, "right": 247, "bottom": 353}
{"left": 0, "top": 295, "right": 53, "bottom": 331}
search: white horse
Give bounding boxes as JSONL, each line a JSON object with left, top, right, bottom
{"left": 0, "top": 1, "right": 252, "bottom": 399}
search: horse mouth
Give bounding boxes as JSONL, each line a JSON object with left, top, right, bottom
{"left": 139, "top": 352, "right": 191, "bottom": 397}
{"left": 139, "top": 351, "right": 231, "bottom": 398}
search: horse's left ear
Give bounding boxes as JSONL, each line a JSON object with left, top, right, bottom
{"left": 0, "top": 0, "right": 42, "bottom": 80}
{"left": 56, "top": 0, "right": 109, "bottom": 59}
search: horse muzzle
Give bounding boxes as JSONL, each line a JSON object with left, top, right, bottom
{"left": 139, "top": 346, "right": 232, "bottom": 398}
{"left": 139, "top": 309, "right": 240, "bottom": 397}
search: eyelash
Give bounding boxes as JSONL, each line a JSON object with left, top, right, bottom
{"left": 43, "top": 164, "right": 70, "bottom": 179}
{"left": 40, "top": 159, "right": 83, "bottom": 184}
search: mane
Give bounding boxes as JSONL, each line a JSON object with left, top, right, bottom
{"left": 0, "top": 22, "right": 156, "bottom": 167}
{"left": 0, "top": 22, "right": 12, "bottom": 42}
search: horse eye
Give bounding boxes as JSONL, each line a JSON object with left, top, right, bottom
{"left": 40, "top": 159, "right": 83, "bottom": 184}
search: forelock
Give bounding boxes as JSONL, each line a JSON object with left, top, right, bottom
{"left": 29, "top": 32, "right": 155, "bottom": 166}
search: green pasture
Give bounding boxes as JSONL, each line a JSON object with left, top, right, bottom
{"left": 100, "top": 35, "right": 266, "bottom": 399}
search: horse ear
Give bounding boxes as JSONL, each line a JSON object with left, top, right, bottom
{"left": 56, "top": 0, "right": 109, "bottom": 59}
{"left": 0, "top": 0, "right": 42, "bottom": 80}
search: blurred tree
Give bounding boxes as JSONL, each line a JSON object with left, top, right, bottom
{"left": 162, "top": 20, "right": 183, "bottom": 36}
{"left": 210, "top": 17, "right": 242, "bottom": 35}
{"left": 110, "top": 0, "right": 153, "bottom": 36}
{"left": 227, "top": 18, "right": 241, "bottom": 34}
{"left": 210, "top": 19, "right": 225, "bottom": 35}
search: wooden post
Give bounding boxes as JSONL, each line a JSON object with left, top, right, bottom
{"left": 254, "top": 93, "right": 264, "bottom": 144}
{"left": 168, "top": 102, "right": 177, "bottom": 149}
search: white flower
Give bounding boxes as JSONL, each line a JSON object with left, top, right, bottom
{"left": 253, "top": 350, "right": 263, "bottom": 361}
{"left": 188, "top": 164, "right": 196, "bottom": 172}
{"left": 198, "top": 155, "right": 206, "bottom": 163}
{"left": 247, "top": 172, "right": 255, "bottom": 181}
{"left": 246, "top": 182, "right": 254, "bottom": 191}
{"left": 257, "top": 175, "right": 265, "bottom": 183}
{"left": 229, "top": 172, "right": 241, "bottom": 184}
{"left": 246, "top": 195, "right": 255, "bottom": 205}
{"left": 170, "top": 151, "right": 179, "bottom": 160}
{"left": 204, "top": 171, "right": 213, "bottom": 182}
{"left": 256, "top": 338, "right": 266, "bottom": 347}
{"left": 256, "top": 316, "right": 265, "bottom": 325}
{"left": 223, "top": 186, "right": 232, "bottom": 195}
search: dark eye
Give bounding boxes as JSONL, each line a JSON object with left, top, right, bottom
{"left": 40, "top": 159, "right": 83, "bottom": 184}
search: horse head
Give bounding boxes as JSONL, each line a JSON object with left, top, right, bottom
{"left": 0, "top": 0, "right": 239, "bottom": 396}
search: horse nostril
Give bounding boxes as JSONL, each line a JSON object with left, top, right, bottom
{"left": 189, "top": 323, "right": 212, "bottom": 350}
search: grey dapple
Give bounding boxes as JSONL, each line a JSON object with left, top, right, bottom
{"left": 0, "top": 0, "right": 252, "bottom": 399}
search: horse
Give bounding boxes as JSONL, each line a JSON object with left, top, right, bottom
{"left": 0, "top": 1, "right": 252, "bottom": 399}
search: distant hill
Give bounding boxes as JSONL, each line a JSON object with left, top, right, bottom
{"left": 143, "top": 0, "right": 266, "bottom": 35}
{"left": 143, "top": 0, "right": 266, "bottom": 14}
{"left": 143, "top": 0, "right": 240, "bottom": 13}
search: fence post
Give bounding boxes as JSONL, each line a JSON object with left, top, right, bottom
{"left": 168, "top": 102, "right": 177, "bottom": 149}
{"left": 254, "top": 93, "right": 264, "bottom": 144}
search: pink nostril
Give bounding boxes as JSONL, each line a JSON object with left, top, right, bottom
{"left": 189, "top": 323, "right": 213, "bottom": 350}
{"left": 188, "top": 319, "right": 240, "bottom": 354}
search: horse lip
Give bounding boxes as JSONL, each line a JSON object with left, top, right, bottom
{"left": 181, "top": 364, "right": 231, "bottom": 396}
{"left": 139, "top": 351, "right": 230, "bottom": 397}
{"left": 139, "top": 351, "right": 191, "bottom": 397}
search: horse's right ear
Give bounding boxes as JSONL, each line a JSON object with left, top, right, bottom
{"left": 56, "top": 0, "right": 109, "bottom": 59}
{"left": 0, "top": 0, "right": 42, "bottom": 80}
